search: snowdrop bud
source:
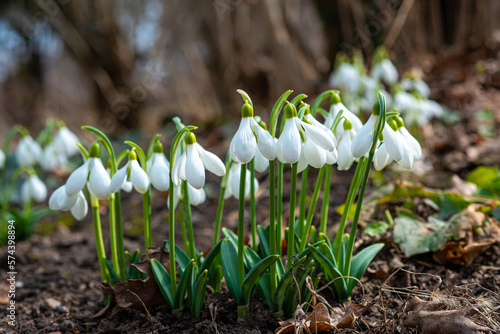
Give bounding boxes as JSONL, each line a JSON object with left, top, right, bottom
{"left": 229, "top": 103, "right": 256, "bottom": 164}
{"left": 0, "top": 149, "right": 5, "bottom": 169}
{"left": 337, "top": 121, "right": 355, "bottom": 171}
{"left": 277, "top": 103, "right": 301, "bottom": 164}
{"left": 21, "top": 173, "right": 47, "bottom": 203}
{"left": 148, "top": 142, "right": 170, "bottom": 192}
{"left": 16, "top": 135, "right": 42, "bottom": 167}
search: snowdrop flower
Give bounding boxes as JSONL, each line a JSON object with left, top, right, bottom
{"left": 110, "top": 149, "right": 149, "bottom": 194}
{"left": 40, "top": 142, "right": 68, "bottom": 172}
{"left": 21, "top": 173, "right": 47, "bottom": 203}
{"left": 53, "top": 125, "right": 80, "bottom": 157}
{"left": 229, "top": 103, "right": 276, "bottom": 164}
{"left": 329, "top": 63, "right": 361, "bottom": 95}
{"left": 225, "top": 163, "right": 259, "bottom": 199}
{"left": 371, "top": 59, "right": 398, "bottom": 85}
{"left": 393, "top": 91, "right": 417, "bottom": 112}
{"left": 351, "top": 103, "right": 403, "bottom": 162}
{"left": 49, "top": 185, "right": 88, "bottom": 220}
{"left": 106, "top": 163, "right": 132, "bottom": 193}
{"left": 65, "top": 142, "right": 110, "bottom": 200}
{"left": 401, "top": 77, "right": 430, "bottom": 97}
{"left": 172, "top": 132, "right": 226, "bottom": 189}
{"left": 16, "top": 135, "right": 42, "bottom": 167}
{"left": 146, "top": 141, "right": 170, "bottom": 192}
{"left": 324, "top": 93, "right": 363, "bottom": 139}
{"left": 277, "top": 103, "right": 335, "bottom": 165}
{"left": 337, "top": 120, "right": 356, "bottom": 171}
{"left": 168, "top": 183, "right": 206, "bottom": 209}
{"left": 0, "top": 149, "right": 5, "bottom": 169}
{"left": 373, "top": 143, "right": 391, "bottom": 171}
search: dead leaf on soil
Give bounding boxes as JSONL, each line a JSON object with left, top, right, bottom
{"left": 94, "top": 247, "right": 173, "bottom": 318}
{"left": 404, "top": 296, "right": 490, "bottom": 334}
{"left": 0, "top": 281, "right": 10, "bottom": 304}
{"left": 433, "top": 240, "right": 494, "bottom": 266}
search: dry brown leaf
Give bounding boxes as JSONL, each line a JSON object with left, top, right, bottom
{"left": 94, "top": 247, "right": 172, "bottom": 318}
{"left": 0, "top": 281, "right": 11, "bottom": 304}
{"left": 336, "top": 302, "right": 374, "bottom": 329}
{"left": 275, "top": 302, "right": 335, "bottom": 334}
{"left": 433, "top": 240, "right": 494, "bottom": 266}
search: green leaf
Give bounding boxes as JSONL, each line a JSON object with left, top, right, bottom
{"left": 82, "top": 125, "right": 117, "bottom": 172}
{"left": 105, "top": 259, "right": 120, "bottom": 285}
{"left": 347, "top": 243, "right": 384, "bottom": 295}
{"left": 290, "top": 93, "right": 308, "bottom": 107}
{"left": 243, "top": 247, "right": 273, "bottom": 307}
{"left": 221, "top": 239, "right": 243, "bottom": 305}
{"left": 434, "top": 193, "right": 470, "bottom": 220}
{"left": 165, "top": 242, "right": 191, "bottom": 276}
{"left": 493, "top": 206, "right": 500, "bottom": 220}
{"left": 151, "top": 259, "right": 174, "bottom": 308}
{"left": 191, "top": 269, "right": 208, "bottom": 318}
{"left": 257, "top": 225, "right": 270, "bottom": 257}
{"left": 364, "top": 221, "right": 390, "bottom": 237}
{"left": 126, "top": 250, "right": 142, "bottom": 280}
{"left": 269, "top": 90, "right": 293, "bottom": 137}
{"left": 175, "top": 259, "right": 195, "bottom": 308}
{"left": 198, "top": 239, "right": 223, "bottom": 278}
{"left": 236, "top": 89, "right": 253, "bottom": 108}
{"left": 307, "top": 244, "right": 348, "bottom": 301}
{"left": 283, "top": 259, "right": 315, "bottom": 316}
{"left": 272, "top": 255, "right": 310, "bottom": 314}
{"left": 311, "top": 90, "right": 335, "bottom": 117}
{"left": 241, "top": 254, "right": 279, "bottom": 305}
{"left": 222, "top": 227, "right": 239, "bottom": 250}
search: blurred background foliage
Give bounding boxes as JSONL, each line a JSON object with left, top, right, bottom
{"left": 0, "top": 0, "right": 499, "bottom": 140}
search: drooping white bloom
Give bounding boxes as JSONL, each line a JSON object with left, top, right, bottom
{"left": 49, "top": 185, "right": 87, "bottom": 220}
{"left": 329, "top": 63, "right": 361, "bottom": 95}
{"left": 401, "top": 78, "right": 430, "bottom": 97}
{"left": 65, "top": 143, "right": 110, "bottom": 200}
{"left": 337, "top": 122, "right": 356, "bottom": 171}
{"left": 371, "top": 59, "right": 398, "bottom": 85}
{"left": 110, "top": 151, "right": 149, "bottom": 194}
{"left": 172, "top": 132, "right": 226, "bottom": 189}
{"left": 40, "top": 142, "right": 68, "bottom": 172}
{"left": 253, "top": 148, "right": 270, "bottom": 173}
{"left": 373, "top": 143, "right": 391, "bottom": 171}
{"left": 0, "top": 149, "right": 5, "bottom": 169}
{"left": 16, "top": 135, "right": 42, "bottom": 167}
{"left": 53, "top": 126, "right": 80, "bottom": 157}
{"left": 168, "top": 183, "right": 206, "bottom": 209}
{"left": 225, "top": 163, "right": 259, "bottom": 199}
{"left": 229, "top": 104, "right": 276, "bottom": 164}
{"left": 147, "top": 151, "right": 170, "bottom": 192}
{"left": 277, "top": 116, "right": 302, "bottom": 164}
{"left": 21, "top": 174, "right": 47, "bottom": 203}
{"left": 324, "top": 95, "right": 363, "bottom": 140}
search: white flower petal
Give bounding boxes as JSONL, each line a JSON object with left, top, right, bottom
{"left": 110, "top": 163, "right": 128, "bottom": 193}
{"left": 54, "top": 127, "right": 80, "bottom": 157}
{"left": 188, "top": 185, "right": 206, "bottom": 206}
{"left": 150, "top": 153, "right": 170, "bottom": 191}
{"left": 229, "top": 117, "right": 257, "bottom": 164}
{"left": 303, "top": 138, "right": 327, "bottom": 169}
{"left": 16, "top": 136, "right": 42, "bottom": 166}
{"left": 185, "top": 144, "right": 205, "bottom": 189}
{"left": 277, "top": 118, "right": 301, "bottom": 164}
{"left": 66, "top": 159, "right": 90, "bottom": 196}
{"left": 253, "top": 149, "right": 269, "bottom": 173}
{"left": 172, "top": 151, "right": 187, "bottom": 186}
{"left": 374, "top": 143, "right": 391, "bottom": 171}
{"left": 382, "top": 126, "right": 403, "bottom": 161}
{"left": 88, "top": 158, "right": 111, "bottom": 200}
{"left": 121, "top": 181, "right": 133, "bottom": 192}
{"left": 397, "top": 147, "right": 414, "bottom": 169}
{"left": 196, "top": 143, "right": 226, "bottom": 177}
{"left": 130, "top": 160, "right": 149, "bottom": 194}
{"left": 71, "top": 192, "right": 88, "bottom": 220}
{"left": 252, "top": 119, "right": 277, "bottom": 160}
{"left": 300, "top": 120, "right": 335, "bottom": 152}
{"left": 400, "top": 127, "right": 422, "bottom": 160}
{"left": 337, "top": 131, "right": 354, "bottom": 171}
{"left": 351, "top": 114, "right": 378, "bottom": 158}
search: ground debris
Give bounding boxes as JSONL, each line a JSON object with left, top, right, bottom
{"left": 403, "top": 296, "right": 490, "bottom": 334}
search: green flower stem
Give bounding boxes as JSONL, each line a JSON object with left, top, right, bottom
{"left": 344, "top": 151, "right": 375, "bottom": 278}
{"left": 268, "top": 160, "right": 277, "bottom": 293}
{"left": 179, "top": 195, "right": 190, "bottom": 255}
{"left": 238, "top": 163, "right": 247, "bottom": 286}
{"left": 183, "top": 180, "right": 196, "bottom": 260}
{"left": 108, "top": 193, "right": 120, "bottom": 277}
{"left": 298, "top": 166, "right": 326, "bottom": 252}
{"left": 213, "top": 154, "right": 231, "bottom": 246}
{"left": 250, "top": 159, "right": 257, "bottom": 251}
{"left": 277, "top": 162, "right": 284, "bottom": 257}
{"left": 168, "top": 179, "right": 177, "bottom": 298}
{"left": 319, "top": 164, "right": 332, "bottom": 234}
{"left": 286, "top": 162, "right": 298, "bottom": 270}
{"left": 298, "top": 167, "right": 309, "bottom": 238}
{"left": 332, "top": 157, "right": 367, "bottom": 262}
{"left": 143, "top": 189, "right": 152, "bottom": 249}
{"left": 114, "top": 192, "right": 127, "bottom": 281}
{"left": 90, "top": 195, "right": 110, "bottom": 283}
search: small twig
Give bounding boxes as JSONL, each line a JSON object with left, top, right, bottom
{"left": 384, "top": 0, "right": 415, "bottom": 51}
{"left": 209, "top": 303, "right": 220, "bottom": 334}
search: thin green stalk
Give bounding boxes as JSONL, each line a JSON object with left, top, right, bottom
{"left": 238, "top": 163, "right": 247, "bottom": 286}
{"left": 183, "top": 180, "right": 196, "bottom": 260}
{"left": 168, "top": 179, "right": 177, "bottom": 298}
{"left": 277, "top": 162, "right": 284, "bottom": 257}
{"left": 298, "top": 167, "right": 309, "bottom": 238}
{"left": 344, "top": 151, "right": 375, "bottom": 277}
{"left": 143, "top": 189, "right": 152, "bottom": 249}
{"left": 319, "top": 164, "right": 332, "bottom": 234}
{"left": 268, "top": 160, "right": 277, "bottom": 293}
{"left": 108, "top": 193, "right": 120, "bottom": 277}
{"left": 286, "top": 162, "right": 298, "bottom": 270}
{"left": 114, "top": 192, "right": 127, "bottom": 281}
{"left": 179, "top": 194, "right": 190, "bottom": 255}
{"left": 332, "top": 157, "right": 367, "bottom": 262}
{"left": 90, "top": 195, "right": 110, "bottom": 283}
{"left": 213, "top": 154, "right": 231, "bottom": 246}
{"left": 250, "top": 159, "right": 257, "bottom": 251}
{"left": 298, "top": 166, "right": 326, "bottom": 252}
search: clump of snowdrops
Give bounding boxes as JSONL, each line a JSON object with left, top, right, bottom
{"left": 48, "top": 88, "right": 422, "bottom": 320}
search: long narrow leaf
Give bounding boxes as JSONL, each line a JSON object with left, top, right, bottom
{"left": 151, "top": 259, "right": 174, "bottom": 308}
{"left": 257, "top": 225, "right": 270, "bottom": 257}
{"left": 221, "top": 239, "right": 243, "bottom": 305}
{"left": 241, "top": 254, "right": 279, "bottom": 305}
{"left": 192, "top": 269, "right": 208, "bottom": 318}
{"left": 198, "top": 239, "right": 223, "bottom": 278}
{"left": 346, "top": 243, "right": 384, "bottom": 295}
{"left": 308, "top": 244, "right": 348, "bottom": 301}
{"left": 175, "top": 259, "right": 195, "bottom": 308}
{"left": 272, "top": 255, "right": 310, "bottom": 314}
